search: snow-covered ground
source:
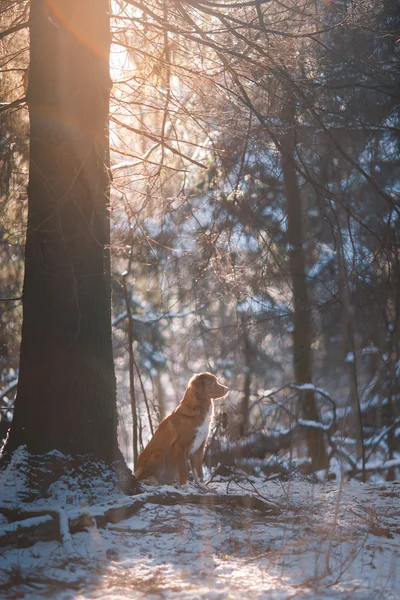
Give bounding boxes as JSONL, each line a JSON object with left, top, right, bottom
{"left": 1, "top": 467, "right": 399, "bottom": 600}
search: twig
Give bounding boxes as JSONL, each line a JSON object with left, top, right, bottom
{"left": 0, "top": 296, "right": 23, "bottom": 302}
{"left": 0, "top": 21, "right": 28, "bottom": 41}
{"left": 0, "top": 98, "right": 26, "bottom": 113}
{"left": 133, "top": 356, "right": 154, "bottom": 436}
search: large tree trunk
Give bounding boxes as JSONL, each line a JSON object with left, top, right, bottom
{"left": 281, "top": 97, "right": 328, "bottom": 470}
{"left": 2, "top": 0, "right": 121, "bottom": 462}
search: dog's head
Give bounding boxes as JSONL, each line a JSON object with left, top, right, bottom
{"left": 188, "top": 372, "right": 228, "bottom": 401}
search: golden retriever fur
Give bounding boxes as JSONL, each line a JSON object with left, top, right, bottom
{"left": 134, "top": 372, "right": 228, "bottom": 487}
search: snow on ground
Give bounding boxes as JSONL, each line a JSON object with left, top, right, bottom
{"left": 1, "top": 470, "right": 400, "bottom": 599}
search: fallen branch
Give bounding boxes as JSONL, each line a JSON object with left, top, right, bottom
{"left": 148, "top": 490, "right": 281, "bottom": 514}
{"left": 69, "top": 489, "right": 281, "bottom": 533}
{"left": 0, "top": 488, "right": 281, "bottom": 548}
{"left": 0, "top": 510, "right": 58, "bottom": 547}
{"left": 206, "top": 421, "right": 334, "bottom": 467}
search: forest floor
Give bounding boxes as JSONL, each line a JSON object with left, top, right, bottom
{"left": 1, "top": 459, "right": 400, "bottom": 600}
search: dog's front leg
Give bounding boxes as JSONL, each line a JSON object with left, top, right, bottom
{"left": 174, "top": 446, "right": 189, "bottom": 487}
{"left": 190, "top": 443, "right": 209, "bottom": 492}
{"left": 190, "top": 441, "right": 205, "bottom": 482}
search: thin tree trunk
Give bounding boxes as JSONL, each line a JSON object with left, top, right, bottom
{"left": 121, "top": 272, "right": 138, "bottom": 470}
{"left": 2, "top": 0, "right": 121, "bottom": 462}
{"left": 385, "top": 229, "right": 400, "bottom": 481}
{"left": 155, "top": 374, "right": 166, "bottom": 422}
{"left": 280, "top": 97, "right": 328, "bottom": 470}
{"left": 239, "top": 316, "right": 251, "bottom": 437}
{"left": 336, "top": 233, "right": 366, "bottom": 480}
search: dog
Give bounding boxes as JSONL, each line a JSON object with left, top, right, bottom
{"left": 134, "top": 372, "right": 228, "bottom": 489}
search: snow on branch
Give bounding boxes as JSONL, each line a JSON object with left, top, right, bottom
{"left": 0, "top": 510, "right": 55, "bottom": 548}
{"left": 249, "top": 381, "right": 337, "bottom": 425}
{"left": 298, "top": 418, "right": 333, "bottom": 431}
{"left": 346, "top": 457, "right": 400, "bottom": 475}
{"left": 0, "top": 379, "right": 18, "bottom": 401}
{"left": 112, "top": 305, "right": 203, "bottom": 327}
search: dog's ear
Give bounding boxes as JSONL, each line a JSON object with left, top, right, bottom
{"left": 182, "top": 374, "right": 199, "bottom": 404}
{"left": 190, "top": 373, "right": 204, "bottom": 389}
{"left": 182, "top": 373, "right": 205, "bottom": 404}
{"left": 191, "top": 374, "right": 209, "bottom": 398}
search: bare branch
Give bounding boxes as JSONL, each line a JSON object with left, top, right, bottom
{"left": 0, "top": 97, "right": 26, "bottom": 113}
{"left": 0, "top": 21, "right": 28, "bottom": 42}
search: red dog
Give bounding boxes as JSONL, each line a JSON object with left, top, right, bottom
{"left": 134, "top": 372, "right": 228, "bottom": 488}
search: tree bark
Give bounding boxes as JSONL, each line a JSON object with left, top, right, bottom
{"left": 280, "top": 97, "right": 328, "bottom": 470}
{"left": 2, "top": 1, "right": 121, "bottom": 462}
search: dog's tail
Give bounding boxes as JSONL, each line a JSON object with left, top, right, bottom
{"left": 134, "top": 466, "right": 144, "bottom": 480}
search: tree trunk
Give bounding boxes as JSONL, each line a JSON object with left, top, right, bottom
{"left": 121, "top": 271, "right": 138, "bottom": 470}
{"left": 2, "top": 0, "right": 121, "bottom": 462}
{"left": 336, "top": 232, "right": 365, "bottom": 478}
{"left": 238, "top": 316, "right": 251, "bottom": 437}
{"left": 280, "top": 97, "right": 328, "bottom": 470}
